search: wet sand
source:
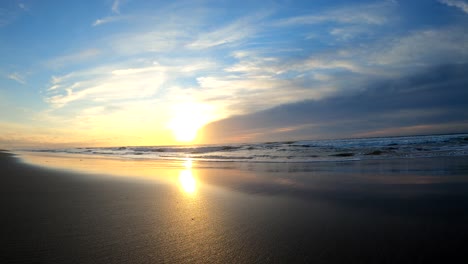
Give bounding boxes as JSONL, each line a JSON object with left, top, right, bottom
{"left": 2, "top": 150, "right": 468, "bottom": 263}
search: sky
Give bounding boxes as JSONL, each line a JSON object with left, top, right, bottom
{"left": 0, "top": 0, "right": 467, "bottom": 147}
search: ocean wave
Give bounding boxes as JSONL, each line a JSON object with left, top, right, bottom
{"left": 25, "top": 134, "right": 468, "bottom": 163}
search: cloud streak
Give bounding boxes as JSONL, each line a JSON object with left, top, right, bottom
{"left": 7, "top": 72, "right": 26, "bottom": 84}
{"left": 277, "top": 1, "right": 397, "bottom": 26}
{"left": 187, "top": 12, "right": 268, "bottom": 49}
{"left": 92, "top": 16, "right": 122, "bottom": 26}
{"left": 372, "top": 27, "right": 468, "bottom": 67}
{"left": 46, "top": 49, "right": 101, "bottom": 68}
{"left": 46, "top": 64, "right": 167, "bottom": 108}
{"left": 439, "top": 0, "right": 468, "bottom": 14}
{"left": 112, "top": 0, "right": 121, "bottom": 14}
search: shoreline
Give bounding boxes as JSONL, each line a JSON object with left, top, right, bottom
{"left": 15, "top": 133, "right": 468, "bottom": 164}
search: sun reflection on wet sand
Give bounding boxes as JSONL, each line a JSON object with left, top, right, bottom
{"left": 178, "top": 158, "right": 197, "bottom": 194}
{"left": 179, "top": 169, "right": 197, "bottom": 194}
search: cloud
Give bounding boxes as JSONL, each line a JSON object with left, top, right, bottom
{"left": 46, "top": 48, "right": 101, "bottom": 68}
{"left": 45, "top": 64, "right": 167, "bottom": 108}
{"left": 92, "top": 16, "right": 122, "bottom": 26}
{"left": 44, "top": 57, "right": 217, "bottom": 108}
{"left": 225, "top": 52, "right": 364, "bottom": 78}
{"left": 186, "top": 14, "right": 264, "bottom": 49}
{"left": 102, "top": 7, "right": 207, "bottom": 54}
{"left": 296, "top": 58, "right": 364, "bottom": 74}
{"left": 7, "top": 72, "right": 26, "bottom": 84}
{"left": 439, "top": 0, "right": 468, "bottom": 14}
{"left": 110, "top": 30, "right": 185, "bottom": 54}
{"left": 199, "top": 63, "right": 468, "bottom": 143}
{"left": 92, "top": 0, "right": 127, "bottom": 26}
{"left": 372, "top": 27, "right": 468, "bottom": 67}
{"left": 329, "top": 26, "right": 373, "bottom": 41}
{"left": 18, "top": 3, "right": 27, "bottom": 10}
{"left": 171, "top": 73, "right": 336, "bottom": 120}
{"left": 277, "top": 1, "right": 397, "bottom": 26}
{"left": 112, "top": 0, "right": 121, "bottom": 14}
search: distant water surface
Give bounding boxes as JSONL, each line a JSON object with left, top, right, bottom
{"left": 23, "top": 133, "right": 468, "bottom": 163}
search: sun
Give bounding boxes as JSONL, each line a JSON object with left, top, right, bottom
{"left": 170, "top": 117, "right": 200, "bottom": 142}
{"left": 168, "top": 103, "right": 213, "bottom": 143}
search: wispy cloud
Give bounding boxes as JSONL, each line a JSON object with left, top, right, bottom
{"left": 92, "top": 16, "right": 122, "bottom": 26}
{"left": 225, "top": 50, "right": 370, "bottom": 80}
{"left": 45, "top": 58, "right": 216, "bottom": 109}
{"left": 110, "top": 30, "right": 185, "bottom": 54}
{"left": 46, "top": 65, "right": 166, "bottom": 108}
{"left": 329, "top": 26, "right": 373, "bottom": 41}
{"left": 439, "top": 0, "right": 468, "bottom": 14}
{"left": 7, "top": 72, "right": 26, "bottom": 84}
{"left": 112, "top": 0, "right": 121, "bottom": 14}
{"left": 372, "top": 27, "right": 468, "bottom": 67}
{"left": 277, "top": 1, "right": 397, "bottom": 26}
{"left": 186, "top": 14, "right": 265, "bottom": 49}
{"left": 18, "top": 3, "right": 28, "bottom": 11}
{"left": 46, "top": 48, "right": 101, "bottom": 68}
{"left": 92, "top": 0, "right": 126, "bottom": 26}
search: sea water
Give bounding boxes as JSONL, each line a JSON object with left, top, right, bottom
{"left": 25, "top": 133, "right": 468, "bottom": 162}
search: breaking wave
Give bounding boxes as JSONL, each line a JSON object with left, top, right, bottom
{"left": 27, "top": 134, "right": 468, "bottom": 163}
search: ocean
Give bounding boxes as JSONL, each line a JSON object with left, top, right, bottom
{"left": 26, "top": 133, "right": 468, "bottom": 163}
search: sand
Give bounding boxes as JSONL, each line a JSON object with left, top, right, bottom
{"left": 2, "top": 150, "right": 468, "bottom": 263}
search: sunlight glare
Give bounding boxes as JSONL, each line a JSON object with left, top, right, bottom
{"left": 168, "top": 103, "right": 214, "bottom": 143}
{"left": 179, "top": 169, "right": 197, "bottom": 194}
{"left": 183, "top": 158, "right": 192, "bottom": 168}
{"left": 171, "top": 120, "right": 200, "bottom": 142}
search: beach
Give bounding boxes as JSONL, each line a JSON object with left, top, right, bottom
{"left": 2, "top": 150, "right": 468, "bottom": 263}
{"left": 2, "top": 0, "right": 468, "bottom": 262}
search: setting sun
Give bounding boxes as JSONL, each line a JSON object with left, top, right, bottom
{"left": 168, "top": 103, "right": 215, "bottom": 143}
{"left": 170, "top": 118, "right": 201, "bottom": 142}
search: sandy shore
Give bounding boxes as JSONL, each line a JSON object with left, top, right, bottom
{"left": 2, "top": 150, "right": 468, "bottom": 263}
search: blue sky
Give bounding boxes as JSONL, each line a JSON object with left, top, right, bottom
{"left": 1, "top": 0, "right": 468, "bottom": 147}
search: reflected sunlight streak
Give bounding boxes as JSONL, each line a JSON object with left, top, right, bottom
{"left": 179, "top": 169, "right": 197, "bottom": 194}
{"left": 184, "top": 158, "right": 192, "bottom": 169}
{"left": 179, "top": 158, "right": 196, "bottom": 194}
